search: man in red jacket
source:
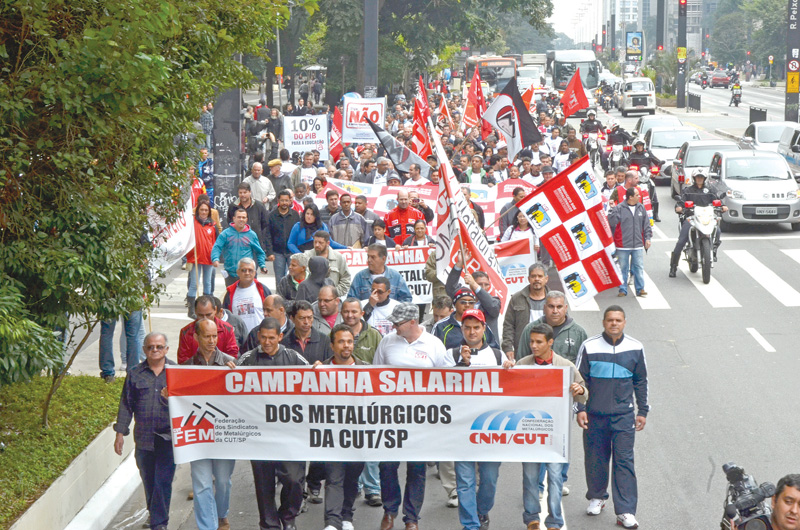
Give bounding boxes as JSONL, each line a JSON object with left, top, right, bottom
{"left": 222, "top": 258, "right": 272, "bottom": 334}
{"left": 178, "top": 295, "right": 239, "bottom": 364}
{"left": 384, "top": 189, "right": 425, "bottom": 245}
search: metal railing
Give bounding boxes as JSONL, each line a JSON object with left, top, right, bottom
{"left": 687, "top": 93, "right": 701, "bottom": 112}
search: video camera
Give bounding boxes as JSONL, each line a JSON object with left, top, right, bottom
{"left": 720, "top": 462, "right": 776, "bottom": 530}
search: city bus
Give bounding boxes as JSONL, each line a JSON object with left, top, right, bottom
{"left": 546, "top": 50, "right": 601, "bottom": 91}
{"left": 463, "top": 56, "right": 517, "bottom": 93}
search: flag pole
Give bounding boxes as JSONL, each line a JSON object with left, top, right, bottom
{"left": 427, "top": 116, "right": 468, "bottom": 272}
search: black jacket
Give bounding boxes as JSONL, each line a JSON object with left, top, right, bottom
{"left": 281, "top": 328, "right": 334, "bottom": 364}
{"left": 264, "top": 207, "right": 300, "bottom": 256}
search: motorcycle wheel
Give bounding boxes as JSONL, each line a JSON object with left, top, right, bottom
{"left": 700, "top": 238, "right": 712, "bottom": 284}
{"left": 734, "top": 101, "right": 739, "bottom": 107}
{"left": 688, "top": 248, "right": 699, "bottom": 273}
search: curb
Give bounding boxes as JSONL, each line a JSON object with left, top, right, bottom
{"left": 714, "top": 128, "right": 739, "bottom": 141}
{"left": 10, "top": 424, "right": 134, "bottom": 530}
{"left": 64, "top": 453, "right": 141, "bottom": 530}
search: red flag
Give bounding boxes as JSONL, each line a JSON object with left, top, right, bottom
{"left": 412, "top": 76, "right": 433, "bottom": 159}
{"left": 521, "top": 84, "right": 536, "bottom": 111}
{"left": 435, "top": 96, "right": 454, "bottom": 132}
{"left": 329, "top": 107, "right": 343, "bottom": 161}
{"left": 560, "top": 69, "right": 590, "bottom": 118}
{"left": 462, "top": 68, "right": 491, "bottom": 138}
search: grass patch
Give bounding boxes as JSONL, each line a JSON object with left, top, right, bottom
{"left": 0, "top": 375, "right": 124, "bottom": 529}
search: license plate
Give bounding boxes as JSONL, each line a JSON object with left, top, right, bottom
{"left": 756, "top": 207, "right": 778, "bottom": 215}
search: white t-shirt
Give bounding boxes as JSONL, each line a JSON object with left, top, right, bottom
{"left": 281, "top": 161, "right": 297, "bottom": 177}
{"left": 404, "top": 178, "right": 430, "bottom": 186}
{"left": 458, "top": 344, "right": 500, "bottom": 367}
{"left": 362, "top": 299, "right": 400, "bottom": 336}
{"left": 373, "top": 172, "right": 388, "bottom": 186}
{"left": 299, "top": 166, "right": 317, "bottom": 186}
{"left": 373, "top": 328, "right": 453, "bottom": 367}
{"left": 231, "top": 283, "right": 264, "bottom": 333}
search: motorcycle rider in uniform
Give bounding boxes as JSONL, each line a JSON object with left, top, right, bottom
{"left": 602, "top": 122, "right": 634, "bottom": 170}
{"left": 628, "top": 139, "right": 663, "bottom": 222}
{"left": 668, "top": 169, "right": 728, "bottom": 277}
{"left": 579, "top": 109, "right": 604, "bottom": 134}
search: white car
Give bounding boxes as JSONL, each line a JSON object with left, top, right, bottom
{"left": 643, "top": 126, "right": 701, "bottom": 183}
{"left": 631, "top": 115, "right": 683, "bottom": 139}
{"left": 738, "top": 121, "right": 796, "bottom": 152}
{"left": 617, "top": 77, "right": 656, "bottom": 116}
{"left": 671, "top": 140, "right": 741, "bottom": 198}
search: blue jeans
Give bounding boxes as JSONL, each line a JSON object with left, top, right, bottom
{"left": 99, "top": 311, "right": 143, "bottom": 377}
{"left": 379, "top": 461, "right": 426, "bottom": 524}
{"left": 191, "top": 459, "right": 235, "bottom": 529}
{"left": 537, "top": 462, "right": 569, "bottom": 494}
{"left": 273, "top": 253, "right": 291, "bottom": 279}
{"left": 455, "top": 461, "right": 501, "bottom": 530}
{"left": 522, "top": 462, "right": 565, "bottom": 528}
{"left": 359, "top": 461, "right": 381, "bottom": 496}
{"left": 187, "top": 264, "right": 215, "bottom": 297}
{"left": 616, "top": 248, "right": 645, "bottom": 294}
{"left": 135, "top": 436, "right": 176, "bottom": 529}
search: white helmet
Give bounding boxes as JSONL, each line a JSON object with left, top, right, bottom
{"left": 587, "top": 109, "right": 596, "bottom": 117}
{"left": 691, "top": 168, "right": 707, "bottom": 179}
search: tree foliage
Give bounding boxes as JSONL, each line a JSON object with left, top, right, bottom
{"left": 710, "top": 0, "right": 784, "bottom": 67}
{"left": 0, "top": 0, "right": 314, "bottom": 391}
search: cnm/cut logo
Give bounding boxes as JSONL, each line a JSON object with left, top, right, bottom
{"left": 468, "top": 409, "right": 552, "bottom": 445}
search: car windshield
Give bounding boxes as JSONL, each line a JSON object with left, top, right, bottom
{"left": 685, "top": 146, "right": 738, "bottom": 166}
{"left": 651, "top": 131, "right": 700, "bottom": 149}
{"left": 639, "top": 119, "right": 681, "bottom": 136}
{"left": 724, "top": 158, "right": 791, "bottom": 180}
{"left": 756, "top": 125, "right": 788, "bottom": 143}
{"left": 625, "top": 81, "right": 652, "bottom": 91}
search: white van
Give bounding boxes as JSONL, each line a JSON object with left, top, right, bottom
{"left": 617, "top": 77, "right": 656, "bottom": 117}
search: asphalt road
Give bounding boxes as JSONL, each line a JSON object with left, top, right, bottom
{"left": 104, "top": 107, "right": 800, "bottom": 530}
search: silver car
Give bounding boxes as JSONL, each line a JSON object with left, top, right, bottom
{"left": 671, "top": 140, "right": 740, "bottom": 198}
{"left": 708, "top": 151, "right": 800, "bottom": 230}
{"left": 738, "top": 121, "right": 795, "bottom": 152}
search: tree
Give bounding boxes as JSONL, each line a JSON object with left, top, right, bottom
{"left": 710, "top": 12, "right": 750, "bottom": 65}
{"left": 0, "top": 0, "right": 315, "bottom": 424}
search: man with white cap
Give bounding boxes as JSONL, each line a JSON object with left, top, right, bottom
{"left": 372, "top": 302, "right": 454, "bottom": 530}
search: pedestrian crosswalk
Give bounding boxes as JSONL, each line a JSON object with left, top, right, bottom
{"left": 571, "top": 248, "right": 800, "bottom": 312}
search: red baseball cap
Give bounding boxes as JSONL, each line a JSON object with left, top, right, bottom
{"left": 461, "top": 309, "right": 485, "bottom": 324}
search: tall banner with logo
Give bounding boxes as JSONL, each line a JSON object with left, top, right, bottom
{"left": 517, "top": 155, "right": 622, "bottom": 306}
{"left": 166, "top": 366, "right": 571, "bottom": 464}
{"left": 342, "top": 96, "right": 387, "bottom": 143}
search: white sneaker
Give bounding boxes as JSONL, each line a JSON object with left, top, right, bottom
{"left": 446, "top": 493, "right": 459, "bottom": 507}
{"left": 617, "top": 513, "right": 639, "bottom": 528}
{"left": 562, "top": 485, "right": 570, "bottom": 496}
{"left": 342, "top": 522, "right": 355, "bottom": 530}
{"left": 586, "top": 498, "right": 606, "bottom": 515}
{"left": 323, "top": 526, "right": 337, "bottom": 530}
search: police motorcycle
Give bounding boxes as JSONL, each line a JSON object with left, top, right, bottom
{"left": 679, "top": 190, "right": 724, "bottom": 284}
{"left": 580, "top": 110, "right": 605, "bottom": 170}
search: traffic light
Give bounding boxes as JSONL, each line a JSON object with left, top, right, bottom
{"left": 705, "top": 34, "right": 710, "bottom": 39}
{"left": 679, "top": 0, "right": 687, "bottom": 16}
{"left": 701, "top": 52, "right": 705, "bottom": 57}
{"left": 747, "top": 50, "right": 751, "bottom": 55}
{"left": 658, "top": 45, "right": 664, "bottom": 51}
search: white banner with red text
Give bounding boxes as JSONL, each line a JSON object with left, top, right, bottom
{"left": 338, "top": 247, "right": 434, "bottom": 305}
{"left": 148, "top": 196, "right": 195, "bottom": 274}
{"left": 166, "top": 365, "right": 572, "bottom": 464}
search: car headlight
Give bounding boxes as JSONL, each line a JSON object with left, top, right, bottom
{"left": 727, "top": 189, "right": 746, "bottom": 200}
{"left": 788, "top": 189, "right": 799, "bottom": 200}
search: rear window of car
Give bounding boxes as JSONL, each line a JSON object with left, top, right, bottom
{"left": 686, "top": 146, "right": 738, "bottom": 166}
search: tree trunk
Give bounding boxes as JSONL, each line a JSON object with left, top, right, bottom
{"left": 42, "top": 322, "right": 97, "bottom": 428}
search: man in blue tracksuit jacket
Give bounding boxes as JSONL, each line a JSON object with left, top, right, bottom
{"left": 574, "top": 305, "right": 649, "bottom": 529}
{"left": 211, "top": 206, "right": 267, "bottom": 286}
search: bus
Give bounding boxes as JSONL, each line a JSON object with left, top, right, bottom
{"left": 546, "top": 50, "right": 601, "bottom": 91}
{"left": 464, "top": 56, "right": 517, "bottom": 93}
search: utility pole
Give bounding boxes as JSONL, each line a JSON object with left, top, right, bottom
{"left": 363, "top": 0, "right": 379, "bottom": 98}
{"left": 786, "top": 0, "right": 800, "bottom": 121}
{"left": 677, "top": 0, "right": 687, "bottom": 108}
{"left": 611, "top": 14, "right": 616, "bottom": 61}
{"left": 656, "top": 0, "right": 665, "bottom": 51}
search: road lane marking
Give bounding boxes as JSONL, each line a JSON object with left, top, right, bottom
{"left": 636, "top": 271, "right": 670, "bottom": 309}
{"left": 779, "top": 248, "right": 800, "bottom": 267}
{"left": 666, "top": 252, "right": 741, "bottom": 307}
{"left": 726, "top": 249, "right": 800, "bottom": 306}
{"left": 651, "top": 225, "right": 669, "bottom": 240}
{"left": 746, "top": 327, "right": 776, "bottom": 352}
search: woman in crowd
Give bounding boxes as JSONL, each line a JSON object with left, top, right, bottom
{"left": 186, "top": 199, "right": 218, "bottom": 317}
{"left": 401, "top": 219, "right": 434, "bottom": 248}
{"left": 287, "top": 204, "right": 346, "bottom": 253}
{"left": 501, "top": 210, "right": 539, "bottom": 255}
{"left": 312, "top": 175, "right": 327, "bottom": 195}
{"left": 364, "top": 218, "right": 396, "bottom": 248}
